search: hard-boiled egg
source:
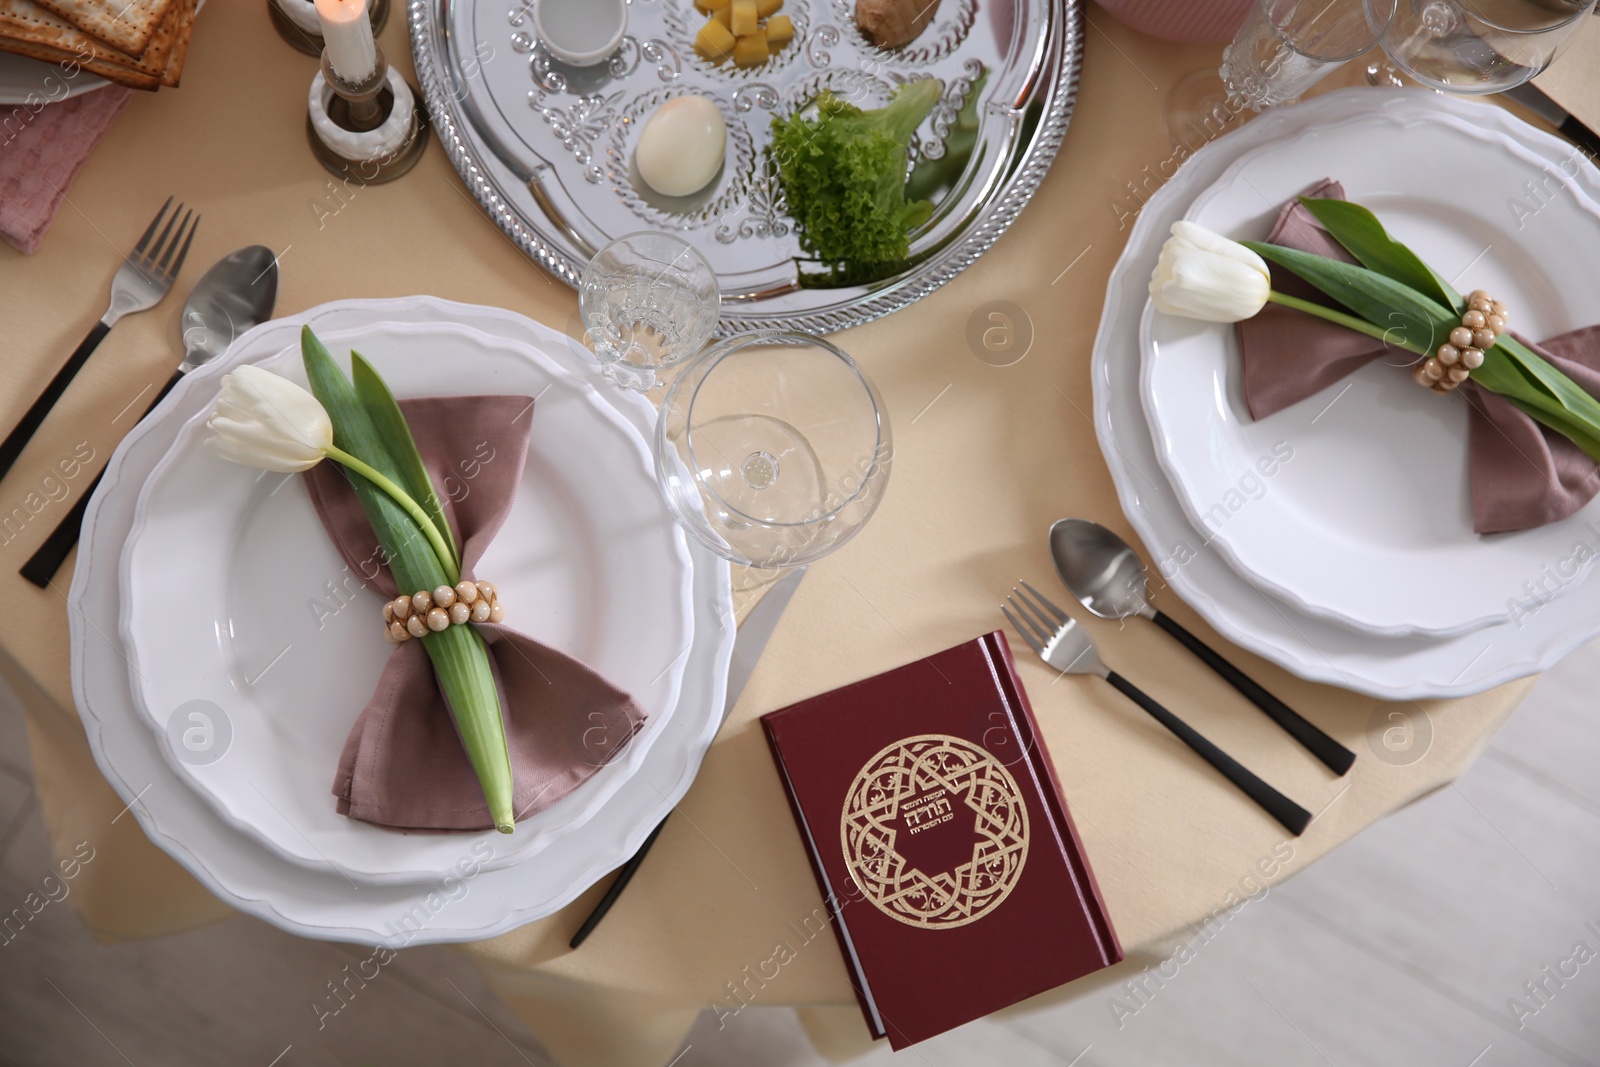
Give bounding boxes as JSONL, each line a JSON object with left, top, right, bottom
{"left": 635, "top": 95, "right": 727, "bottom": 198}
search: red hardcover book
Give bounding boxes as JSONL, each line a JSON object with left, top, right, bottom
{"left": 760, "top": 631, "right": 1123, "bottom": 1049}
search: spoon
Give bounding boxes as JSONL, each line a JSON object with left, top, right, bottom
{"left": 20, "top": 246, "right": 280, "bottom": 587}
{"left": 1049, "top": 518, "right": 1356, "bottom": 776}
{"left": 176, "top": 245, "right": 280, "bottom": 373}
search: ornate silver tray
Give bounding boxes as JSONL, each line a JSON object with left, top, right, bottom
{"left": 408, "top": 0, "right": 1081, "bottom": 334}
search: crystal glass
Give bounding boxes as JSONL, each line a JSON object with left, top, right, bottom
{"left": 1223, "top": 0, "right": 1394, "bottom": 109}
{"left": 655, "top": 331, "right": 892, "bottom": 568}
{"left": 1371, "top": 0, "right": 1594, "bottom": 93}
{"left": 578, "top": 232, "right": 720, "bottom": 391}
{"left": 1166, "top": 0, "right": 1393, "bottom": 144}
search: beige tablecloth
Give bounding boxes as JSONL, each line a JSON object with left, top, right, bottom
{"left": 0, "top": 4, "right": 1558, "bottom": 1065}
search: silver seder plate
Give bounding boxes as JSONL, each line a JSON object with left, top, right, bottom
{"left": 408, "top": 0, "right": 1081, "bottom": 334}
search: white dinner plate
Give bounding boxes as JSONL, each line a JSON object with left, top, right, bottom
{"left": 0, "top": 52, "right": 106, "bottom": 107}
{"left": 71, "top": 297, "right": 735, "bottom": 943}
{"left": 1140, "top": 108, "right": 1600, "bottom": 638}
{"left": 1094, "top": 88, "right": 1600, "bottom": 699}
{"left": 120, "top": 319, "right": 694, "bottom": 884}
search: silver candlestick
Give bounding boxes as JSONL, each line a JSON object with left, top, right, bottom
{"left": 305, "top": 40, "right": 429, "bottom": 184}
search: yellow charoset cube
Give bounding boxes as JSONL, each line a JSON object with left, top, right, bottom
{"left": 694, "top": 0, "right": 791, "bottom": 67}
{"left": 694, "top": 18, "right": 737, "bottom": 59}
{"left": 732, "top": 26, "right": 768, "bottom": 67}
{"left": 765, "top": 13, "right": 794, "bottom": 46}
{"left": 730, "top": 0, "right": 758, "bottom": 35}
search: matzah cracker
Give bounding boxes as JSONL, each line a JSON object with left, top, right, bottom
{"left": 31, "top": 0, "right": 174, "bottom": 56}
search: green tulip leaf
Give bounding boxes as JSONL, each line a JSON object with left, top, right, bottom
{"left": 1247, "top": 230, "right": 1600, "bottom": 465}
{"left": 1297, "top": 197, "right": 1462, "bottom": 314}
{"left": 301, "top": 326, "right": 513, "bottom": 832}
{"left": 351, "top": 350, "right": 459, "bottom": 572}
{"left": 1244, "top": 241, "right": 1457, "bottom": 357}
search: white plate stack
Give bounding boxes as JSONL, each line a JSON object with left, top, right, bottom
{"left": 69, "top": 297, "right": 735, "bottom": 944}
{"left": 1095, "top": 88, "right": 1600, "bottom": 700}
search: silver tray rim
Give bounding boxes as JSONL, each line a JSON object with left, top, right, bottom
{"left": 407, "top": 0, "right": 1083, "bottom": 335}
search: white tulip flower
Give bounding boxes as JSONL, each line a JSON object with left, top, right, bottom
{"left": 204, "top": 358, "right": 462, "bottom": 583}
{"left": 1149, "top": 221, "right": 1272, "bottom": 323}
{"left": 205, "top": 365, "right": 333, "bottom": 473}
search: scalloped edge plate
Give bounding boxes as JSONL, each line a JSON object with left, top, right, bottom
{"left": 1093, "top": 88, "right": 1600, "bottom": 699}
{"left": 69, "top": 297, "right": 735, "bottom": 944}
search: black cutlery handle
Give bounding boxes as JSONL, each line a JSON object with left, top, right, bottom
{"left": 569, "top": 815, "right": 669, "bottom": 949}
{"left": 1105, "top": 671, "right": 1312, "bottom": 836}
{"left": 20, "top": 472, "right": 100, "bottom": 589}
{"left": 0, "top": 319, "right": 112, "bottom": 485}
{"left": 1152, "top": 611, "right": 1355, "bottom": 776}
{"left": 19, "top": 371, "right": 183, "bottom": 590}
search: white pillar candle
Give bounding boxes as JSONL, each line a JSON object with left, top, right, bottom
{"left": 315, "top": 0, "right": 377, "bottom": 82}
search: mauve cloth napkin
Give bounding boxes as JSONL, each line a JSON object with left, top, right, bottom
{"left": 1237, "top": 178, "right": 1600, "bottom": 535}
{"left": 304, "top": 394, "right": 647, "bottom": 831}
{"left": 0, "top": 86, "right": 130, "bottom": 253}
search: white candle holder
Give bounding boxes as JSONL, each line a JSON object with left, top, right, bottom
{"left": 268, "top": 0, "right": 390, "bottom": 57}
{"left": 306, "top": 41, "right": 430, "bottom": 184}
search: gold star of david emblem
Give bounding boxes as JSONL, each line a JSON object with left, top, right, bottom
{"left": 840, "top": 734, "right": 1030, "bottom": 929}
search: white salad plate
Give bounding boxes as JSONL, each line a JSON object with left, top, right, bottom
{"left": 0, "top": 53, "right": 105, "bottom": 106}
{"left": 70, "top": 297, "right": 735, "bottom": 943}
{"left": 119, "top": 319, "right": 695, "bottom": 885}
{"left": 1094, "top": 88, "right": 1600, "bottom": 699}
{"left": 1140, "top": 110, "right": 1600, "bottom": 638}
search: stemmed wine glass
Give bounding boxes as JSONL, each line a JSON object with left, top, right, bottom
{"left": 654, "top": 331, "right": 892, "bottom": 570}
{"left": 577, "top": 235, "right": 893, "bottom": 570}
{"left": 1367, "top": 0, "right": 1595, "bottom": 93}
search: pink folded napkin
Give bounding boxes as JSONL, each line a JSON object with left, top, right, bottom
{"left": 304, "top": 394, "right": 647, "bottom": 832}
{"left": 1237, "top": 178, "right": 1600, "bottom": 535}
{"left": 0, "top": 85, "right": 131, "bottom": 254}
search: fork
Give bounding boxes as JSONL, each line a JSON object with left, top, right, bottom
{"left": 0, "top": 198, "right": 198, "bottom": 485}
{"left": 1004, "top": 581, "right": 1312, "bottom": 836}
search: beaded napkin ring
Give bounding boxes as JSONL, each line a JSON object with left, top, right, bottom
{"left": 383, "top": 580, "right": 505, "bottom": 643}
{"left": 1415, "top": 290, "right": 1508, "bottom": 394}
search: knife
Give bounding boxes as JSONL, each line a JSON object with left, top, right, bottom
{"left": 568, "top": 565, "right": 809, "bottom": 949}
{"left": 1502, "top": 81, "right": 1600, "bottom": 158}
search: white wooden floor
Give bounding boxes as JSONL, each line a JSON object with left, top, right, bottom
{"left": 4, "top": 645, "right": 1599, "bottom": 1067}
